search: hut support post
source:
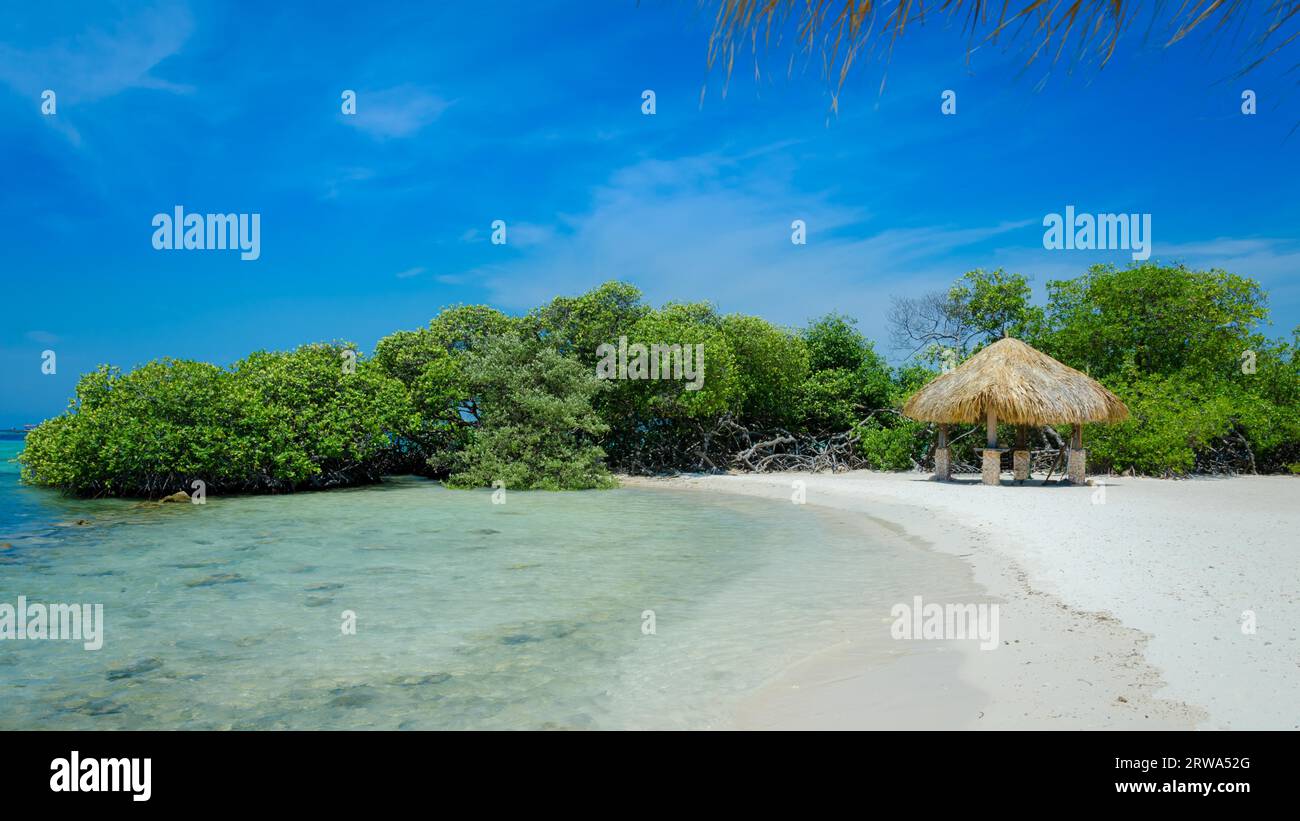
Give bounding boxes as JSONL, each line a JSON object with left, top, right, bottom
{"left": 934, "top": 424, "right": 951, "bottom": 481}
{"left": 1067, "top": 423, "right": 1087, "bottom": 484}
{"left": 981, "top": 408, "right": 1003, "bottom": 486}
{"left": 1013, "top": 425, "right": 1030, "bottom": 482}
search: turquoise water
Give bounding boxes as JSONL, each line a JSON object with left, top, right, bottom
{"left": 0, "top": 438, "right": 962, "bottom": 729}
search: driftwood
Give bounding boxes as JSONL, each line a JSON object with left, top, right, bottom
{"left": 610, "top": 415, "right": 1283, "bottom": 478}
{"left": 1194, "top": 429, "right": 1258, "bottom": 475}
{"left": 1041, "top": 449, "right": 1064, "bottom": 483}
{"left": 718, "top": 416, "right": 873, "bottom": 473}
{"left": 612, "top": 414, "right": 882, "bottom": 475}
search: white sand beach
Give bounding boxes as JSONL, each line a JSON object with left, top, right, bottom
{"left": 621, "top": 471, "right": 1300, "bottom": 730}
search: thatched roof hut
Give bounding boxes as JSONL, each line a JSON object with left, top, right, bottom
{"left": 903, "top": 337, "right": 1128, "bottom": 484}
{"left": 904, "top": 337, "right": 1128, "bottom": 425}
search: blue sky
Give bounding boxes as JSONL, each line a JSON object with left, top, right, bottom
{"left": 2, "top": 0, "right": 1298, "bottom": 426}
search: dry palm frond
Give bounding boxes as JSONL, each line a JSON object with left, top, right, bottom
{"left": 902, "top": 337, "right": 1129, "bottom": 425}
{"left": 705, "top": 1, "right": 1300, "bottom": 109}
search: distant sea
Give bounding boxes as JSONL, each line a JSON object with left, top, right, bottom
{"left": 0, "top": 438, "right": 968, "bottom": 729}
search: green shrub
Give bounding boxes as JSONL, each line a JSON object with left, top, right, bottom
{"left": 856, "top": 417, "right": 927, "bottom": 471}
{"left": 794, "top": 314, "right": 892, "bottom": 432}
{"left": 443, "top": 334, "right": 615, "bottom": 490}
{"left": 19, "top": 344, "right": 417, "bottom": 496}
{"left": 1085, "top": 371, "right": 1248, "bottom": 476}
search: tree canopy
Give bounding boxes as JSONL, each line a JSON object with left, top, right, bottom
{"left": 19, "top": 266, "right": 1300, "bottom": 496}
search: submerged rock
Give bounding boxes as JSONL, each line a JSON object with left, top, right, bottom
{"left": 185, "top": 572, "right": 248, "bottom": 588}
{"left": 473, "top": 528, "right": 501, "bottom": 535}
{"left": 303, "top": 582, "right": 344, "bottom": 592}
{"left": 304, "top": 596, "right": 334, "bottom": 608}
{"left": 106, "top": 657, "right": 163, "bottom": 680}
{"left": 501, "top": 634, "right": 540, "bottom": 646}
{"left": 59, "top": 697, "right": 126, "bottom": 716}
{"left": 387, "top": 673, "right": 452, "bottom": 687}
{"left": 328, "top": 686, "right": 377, "bottom": 708}
{"left": 547, "top": 623, "right": 580, "bottom": 639}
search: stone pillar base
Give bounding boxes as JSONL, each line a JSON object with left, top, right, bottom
{"left": 1013, "top": 450, "right": 1030, "bottom": 481}
{"left": 1067, "top": 449, "right": 1087, "bottom": 484}
{"left": 934, "top": 447, "right": 951, "bottom": 481}
{"left": 979, "top": 448, "right": 1006, "bottom": 485}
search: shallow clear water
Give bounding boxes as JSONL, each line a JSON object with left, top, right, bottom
{"left": 0, "top": 438, "right": 965, "bottom": 729}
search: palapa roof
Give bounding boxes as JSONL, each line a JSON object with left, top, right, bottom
{"left": 903, "top": 337, "right": 1129, "bottom": 426}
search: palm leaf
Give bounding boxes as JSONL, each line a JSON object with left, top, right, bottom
{"left": 705, "top": 0, "right": 1300, "bottom": 112}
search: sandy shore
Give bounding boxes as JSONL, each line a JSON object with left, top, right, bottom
{"left": 621, "top": 470, "right": 1300, "bottom": 730}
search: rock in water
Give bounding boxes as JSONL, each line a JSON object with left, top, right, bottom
{"left": 159, "top": 491, "right": 190, "bottom": 503}
{"left": 328, "top": 686, "right": 377, "bottom": 708}
{"left": 387, "top": 673, "right": 452, "bottom": 687}
{"left": 185, "top": 573, "right": 248, "bottom": 588}
{"left": 501, "top": 634, "right": 540, "bottom": 645}
{"left": 61, "top": 698, "right": 126, "bottom": 716}
{"left": 106, "top": 657, "right": 163, "bottom": 680}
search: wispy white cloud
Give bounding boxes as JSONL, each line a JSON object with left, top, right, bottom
{"left": 343, "top": 84, "right": 450, "bottom": 139}
{"left": 395, "top": 266, "right": 426, "bottom": 279}
{"left": 459, "top": 222, "right": 557, "bottom": 248}
{"left": 1157, "top": 236, "right": 1300, "bottom": 282}
{"left": 450, "top": 152, "right": 1028, "bottom": 342}
{"left": 24, "top": 330, "right": 59, "bottom": 345}
{"left": 319, "top": 166, "right": 376, "bottom": 201}
{"left": 0, "top": 1, "right": 194, "bottom": 104}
